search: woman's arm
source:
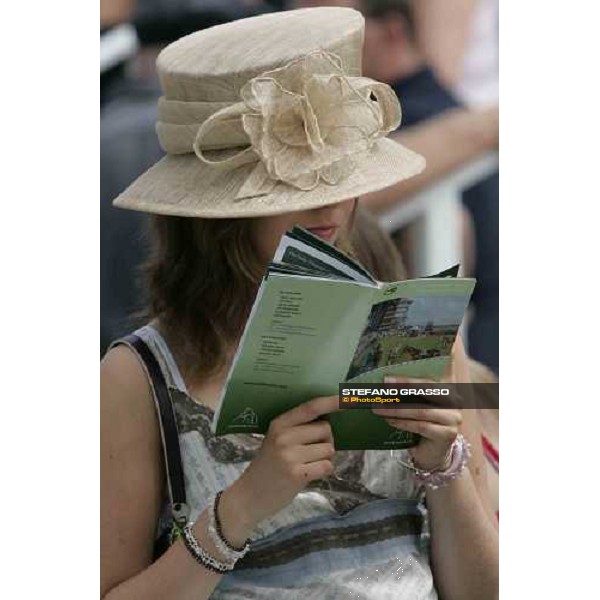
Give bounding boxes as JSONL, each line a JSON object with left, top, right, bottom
{"left": 101, "top": 347, "right": 341, "bottom": 599}
{"left": 444, "top": 336, "right": 497, "bottom": 521}
{"left": 413, "top": 0, "right": 477, "bottom": 90}
{"left": 425, "top": 410, "right": 499, "bottom": 600}
{"left": 101, "top": 346, "right": 236, "bottom": 599}
{"left": 361, "top": 106, "right": 499, "bottom": 213}
{"left": 425, "top": 337, "right": 498, "bottom": 600}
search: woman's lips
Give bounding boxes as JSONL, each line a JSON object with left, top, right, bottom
{"left": 306, "top": 226, "right": 339, "bottom": 241}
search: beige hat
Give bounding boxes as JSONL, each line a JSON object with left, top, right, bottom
{"left": 113, "top": 7, "right": 425, "bottom": 218}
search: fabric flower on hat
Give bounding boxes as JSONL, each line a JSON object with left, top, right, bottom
{"left": 236, "top": 51, "right": 402, "bottom": 198}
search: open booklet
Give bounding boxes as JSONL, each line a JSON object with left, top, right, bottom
{"left": 212, "top": 227, "right": 476, "bottom": 450}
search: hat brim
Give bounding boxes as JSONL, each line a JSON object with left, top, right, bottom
{"left": 113, "top": 138, "right": 425, "bottom": 218}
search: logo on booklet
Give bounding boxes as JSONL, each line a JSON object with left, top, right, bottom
{"left": 384, "top": 429, "right": 414, "bottom": 445}
{"left": 230, "top": 407, "right": 259, "bottom": 428}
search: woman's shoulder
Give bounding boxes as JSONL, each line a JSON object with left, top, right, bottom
{"left": 102, "top": 343, "right": 149, "bottom": 398}
{"left": 101, "top": 343, "right": 156, "bottom": 437}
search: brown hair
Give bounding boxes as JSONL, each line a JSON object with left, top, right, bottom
{"left": 350, "top": 207, "right": 407, "bottom": 282}
{"left": 143, "top": 214, "right": 356, "bottom": 383}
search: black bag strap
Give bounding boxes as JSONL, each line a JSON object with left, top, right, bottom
{"left": 112, "top": 334, "right": 188, "bottom": 521}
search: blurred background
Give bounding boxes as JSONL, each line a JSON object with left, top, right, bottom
{"left": 100, "top": 0, "right": 499, "bottom": 374}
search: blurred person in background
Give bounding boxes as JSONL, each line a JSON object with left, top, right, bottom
{"left": 101, "top": 0, "right": 162, "bottom": 355}
{"left": 413, "top": 0, "right": 498, "bottom": 107}
{"left": 134, "top": 1, "right": 275, "bottom": 49}
{"left": 292, "top": 0, "right": 499, "bottom": 374}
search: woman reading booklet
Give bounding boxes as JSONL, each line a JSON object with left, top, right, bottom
{"left": 101, "top": 8, "right": 498, "bottom": 600}
{"left": 211, "top": 223, "right": 475, "bottom": 448}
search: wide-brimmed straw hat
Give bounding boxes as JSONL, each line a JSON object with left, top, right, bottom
{"left": 113, "top": 7, "right": 425, "bottom": 218}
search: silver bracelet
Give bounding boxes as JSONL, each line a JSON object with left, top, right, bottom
{"left": 182, "top": 522, "right": 236, "bottom": 573}
{"left": 207, "top": 492, "right": 250, "bottom": 563}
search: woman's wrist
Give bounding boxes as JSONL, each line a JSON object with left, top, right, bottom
{"left": 400, "top": 434, "right": 471, "bottom": 490}
{"left": 410, "top": 443, "right": 454, "bottom": 472}
{"left": 218, "top": 480, "right": 259, "bottom": 545}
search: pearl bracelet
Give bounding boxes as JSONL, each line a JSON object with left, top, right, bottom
{"left": 207, "top": 491, "right": 251, "bottom": 563}
{"left": 398, "top": 433, "right": 471, "bottom": 490}
{"left": 182, "top": 522, "right": 235, "bottom": 573}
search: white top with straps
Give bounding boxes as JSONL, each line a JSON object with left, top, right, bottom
{"left": 131, "top": 324, "right": 438, "bottom": 599}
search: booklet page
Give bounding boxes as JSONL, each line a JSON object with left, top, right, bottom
{"left": 213, "top": 274, "right": 375, "bottom": 435}
{"left": 273, "top": 227, "right": 375, "bottom": 284}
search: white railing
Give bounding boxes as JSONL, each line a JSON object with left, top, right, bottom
{"left": 378, "top": 151, "right": 499, "bottom": 277}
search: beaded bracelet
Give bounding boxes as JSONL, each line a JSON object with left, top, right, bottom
{"left": 397, "top": 433, "right": 471, "bottom": 490}
{"left": 181, "top": 522, "right": 235, "bottom": 573}
{"left": 207, "top": 491, "right": 251, "bottom": 563}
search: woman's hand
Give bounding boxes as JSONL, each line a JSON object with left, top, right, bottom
{"left": 220, "top": 395, "right": 339, "bottom": 539}
{"left": 372, "top": 376, "right": 463, "bottom": 472}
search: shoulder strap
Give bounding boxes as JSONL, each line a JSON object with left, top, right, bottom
{"left": 112, "top": 334, "right": 188, "bottom": 521}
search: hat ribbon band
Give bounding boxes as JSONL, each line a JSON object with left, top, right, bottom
{"left": 155, "top": 54, "right": 401, "bottom": 199}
